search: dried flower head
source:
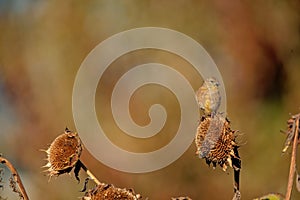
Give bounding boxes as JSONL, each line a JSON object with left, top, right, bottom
{"left": 44, "top": 127, "right": 83, "bottom": 177}
{"left": 195, "top": 114, "right": 240, "bottom": 171}
{"left": 0, "top": 156, "right": 29, "bottom": 200}
{"left": 81, "top": 183, "right": 142, "bottom": 200}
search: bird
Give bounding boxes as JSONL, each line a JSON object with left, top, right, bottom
{"left": 195, "top": 77, "right": 221, "bottom": 116}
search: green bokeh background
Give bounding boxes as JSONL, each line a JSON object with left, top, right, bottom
{"left": 0, "top": 1, "right": 300, "bottom": 199}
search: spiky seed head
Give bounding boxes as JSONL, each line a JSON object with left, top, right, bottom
{"left": 44, "top": 127, "right": 83, "bottom": 177}
{"left": 195, "top": 114, "right": 239, "bottom": 171}
{"left": 81, "top": 184, "right": 142, "bottom": 200}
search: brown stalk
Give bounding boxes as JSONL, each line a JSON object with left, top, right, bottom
{"left": 285, "top": 114, "right": 299, "bottom": 200}
{"left": 0, "top": 156, "right": 29, "bottom": 200}
{"left": 78, "top": 160, "right": 101, "bottom": 185}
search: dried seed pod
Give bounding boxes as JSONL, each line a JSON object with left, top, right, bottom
{"left": 44, "top": 127, "right": 83, "bottom": 177}
{"left": 195, "top": 114, "right": 240, "bottom": 171}
{"left": 81, "top": 183, "right": 142, "bottom": 200}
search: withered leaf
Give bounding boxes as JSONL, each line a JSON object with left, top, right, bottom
{"left": 282, "top": 124, "right": 295, "bottom": 152}
{"left": 74, "top": 161, "right": 83, "bottom": 183}
{"left": 282, "top": 114, "right": 300, "bottom": 153}
{"left": 9, "top": 176, "right": 23, "bottom": 199}
{"left": 80, "top": 177, "right": 90, "bottom": 192}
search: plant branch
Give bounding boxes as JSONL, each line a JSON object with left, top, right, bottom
{"left": 285, "top": 115, "right": 299, "bottom": 200}
{"left": 78, "top": 160, "right": 101, "bottom": 186}
{"left": 0, "top": 156, "right": 29, "bottom": 200}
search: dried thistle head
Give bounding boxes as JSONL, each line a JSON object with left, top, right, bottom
{"left": 195, "top": 114, "right": 240, "bottom": 171}
{"left": 81, "top": 184, "right": 142, "bottom": 200}
{"left": 44, "top": 127, "right": 83, "bottom": 177}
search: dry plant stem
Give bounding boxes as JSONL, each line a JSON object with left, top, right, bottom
{"left": 0, "top": 157, "right": 29, "bottom": 200}
{"left": 78, "top": 160, "right": 101, "bottom": 185}
{"left": 285, "top": 115, "right": 299, "bottom": 200}
{"left": 234, "top": 168, "right": 240, "bottom": 192}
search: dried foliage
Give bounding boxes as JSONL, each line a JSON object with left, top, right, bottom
{"left": 195, "top": 114, "right": 240, "bottom": 172}
{"left": 248, "top": 112, "right": 300, "bottom": 200}
{"left": 9, "top": 176, "right": 23, "bottom": 199}
{"left": 282, "top": 113, "right": 300, "bottom": 200}
{"left": 282, "top": 114, "right": 300, "bottom": 153}
{"left": 5, "top": 111, "right": 300, "bottom": 199}
{"left": 195, "top": 113, "right": 241, "bottom": 199}
{"left": 81, "top": 183, "right": 142, "bottom": 200}
{"left": 195, "top": 77, "right": 241, "bottom": 199}
{"left": 43, "top": 127, "right": 83, "bottom": 178}
{"left": 0, "top": 156, "right": 29, "bottom": 200}
{"left": 43, "top": 129, "right": 142, "bottom": 199}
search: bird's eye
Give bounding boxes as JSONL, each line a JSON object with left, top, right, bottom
{"left": 211, "top": 79, "right": 219, "bottom": 86}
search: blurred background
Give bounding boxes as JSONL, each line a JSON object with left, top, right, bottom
{"left": 0, "top": 0, "right": 300, "bottom": 199}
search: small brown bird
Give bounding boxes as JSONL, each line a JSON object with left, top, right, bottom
{"left": 195, "top": 77, "right": 221, "bottom": 116}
